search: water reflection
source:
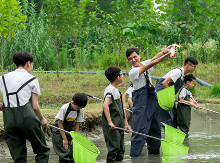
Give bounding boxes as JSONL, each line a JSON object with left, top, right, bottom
{"left": 1, "top": 104, "right": 220, "bottom": 162}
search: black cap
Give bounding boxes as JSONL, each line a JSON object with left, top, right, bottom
{"left": 184, "top": 56, "right": 198, "bottom": 65}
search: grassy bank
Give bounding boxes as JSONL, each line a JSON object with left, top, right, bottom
{"left": 0, "top": 63, "right": 219, "bottom": 137}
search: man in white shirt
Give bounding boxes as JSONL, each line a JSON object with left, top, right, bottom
{"left": 0, "top": 51, "right": 50, "bottom": 162}
{"left": 126, "top": 46, "right": 174, "bottom": 157}
{"left": 155, "top": 56, "right": 198, "bottom": 128}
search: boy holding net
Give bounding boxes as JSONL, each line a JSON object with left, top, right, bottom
{"left": 52, "top": 92, "right": 88, "bottom": 163}
{"left": 177, "top": 74, "right": 199, "bottom": 137}
{"left": 102, "top": 66, "right": 131, "bottom": 162}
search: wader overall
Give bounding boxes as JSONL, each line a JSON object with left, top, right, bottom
{"left": 2, "top": 76, "right": 50, "bottom": 163}
{"left": 52, "top": 103, "right": 79, "bottom": 163}
{"left": 130, "top": 72, "right": 161, "bottom": 157}
{"left": 177, "top": 87, "right": 191, "bottom": 137}
{"left": 102, "top": 93, "right": 125, "bottom": 162}
{"left": 155, "top": 68, "right": 184, "bottom": 128}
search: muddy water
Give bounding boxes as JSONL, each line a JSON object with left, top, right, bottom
{"left": 1, "top": 104, "right": 220, "bottom": 162}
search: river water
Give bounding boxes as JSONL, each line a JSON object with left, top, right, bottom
{"left": 1, "top": 104, "right": 220, "bottom": 163}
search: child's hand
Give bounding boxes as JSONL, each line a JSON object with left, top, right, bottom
{"left": 40, "top": 117, "right": 48, "bottom": 128}
{"left": 63, "top": 139, "right": 68, "bottom": 150}
{"left": 190, "top": 102, "right": 199, "bottom": 109}
{"left": 124, "top": 125, "right": 131, "bottom": 133}
{"left": 108, "top": 122, "right": 115, "bottom": 130}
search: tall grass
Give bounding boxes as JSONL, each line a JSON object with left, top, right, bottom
{"left": 211, "top": 83, "right": 220, "bottom": 98}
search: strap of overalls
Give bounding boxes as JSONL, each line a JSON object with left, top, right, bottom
{"left": 178, "top": 86, "right": 184, "bottom": 99}
{"left": 104, "top": 92, "right": 125, "bottom": 119}
{"left": 64, "top": 103, "right": 80, "bottom": 121}
{"left": 175, "top": 68, "right": 183, "bottom": 81}
{"left": 2, "top": 75, "right": 36, "bottom": 107}
{"left": 143, "top": 71, "right": 152, "bottom": 87}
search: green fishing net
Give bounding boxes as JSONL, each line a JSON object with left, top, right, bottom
{"left": 157, "top": 85, "right": 175, "bottom": 110}
{"left": 161, "top": 140, "right": 189, "bottom": 156}
{"left": 70, "top": 131, "right": 100, "bottom": 163}
{"left": 162, "top": 122, "right": 186, "bottom": 144}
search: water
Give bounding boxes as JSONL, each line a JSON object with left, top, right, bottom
{"left": 1, "top": 104, "right": 220, "bottom": 162}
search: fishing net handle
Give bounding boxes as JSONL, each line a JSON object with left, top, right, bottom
{"left": 178, "top": 101, "right": 220, "bottom": 115}
{"left": 114, "top": 127, "right": 164, "bottom": 142}
{"left": 48, "top": 124, "right": 71, "bottom": 134}
{"left": 87, "top": 94, "right": 132, "bottom": 112}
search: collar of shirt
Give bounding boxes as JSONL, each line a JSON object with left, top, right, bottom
{"left": 15, "top": 68, "right": 28, "bottom": 73}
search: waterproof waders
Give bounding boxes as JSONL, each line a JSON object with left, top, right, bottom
{"left": 155, "top": 69, "right": 184, "bottom": 128}
{"left": 52, "top": 103, "right": 79, "bottom": 163}
{"left": 2, "top": 76, "right": 50, "bottom": 163}
{"left": 130, "top": 84, "right": 161, "bottom": 157}
{"left": 102, "top": 93, "right": 125, "bottom": 162}
{"left": 177, "top": 88, "right": 191, "bottom": 137}
{"left": 130, "top": 71, "right": 161, "bottom": 157}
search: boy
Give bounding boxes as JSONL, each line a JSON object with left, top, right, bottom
{"left": 52, "top": 92, "right": 88, "bottom": 163}
{"left": 126, "top": 46, "right": 174, "bottom": 157}
{"left": 177, "top": 74, "right": 199, "bottom": 137}
{"left": 155, "top": 56, "right": 198, "bottom": 128}
{"left": 0, "top": 51, "right": 50, "bottom": 162}
{"left": 102, "top": 66, "right": 131, "bottom": 162}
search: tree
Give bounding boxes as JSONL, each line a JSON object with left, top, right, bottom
{"left": 70, "top": 0, "right": 93, "bottom": 70}
{"left": 44, "top": 0, "right": 75, "bottom": 77}
{"left": 0, "top": 0, "right": 26, "bottom": 73}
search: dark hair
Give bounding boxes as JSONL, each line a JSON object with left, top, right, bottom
{"left": 184, "top": 56, "right": 198, "bottom": 66}
{"left": 72, "top": 92, "right": 88, "bottom": 108}
{"left": 13, "top": 51, "right": 34, "bottom": 67}
{"left": 105, "top": 66, "right": 121, "bottom": 82}
{"left": 184, "top": 74, "right": 196, "bottom": 84}
{"left": 126, "top": 48, "right": 139, "bottom": 58}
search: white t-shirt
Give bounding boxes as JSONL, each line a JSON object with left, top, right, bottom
{"left": 0, "top": 69, "right": 40, "bottom": 107}
{"left": 129, "top": 59, "right": 153, "bottom": 90}
{"left": 104, "top": 84, "right": 121, "bottom": 105}
{"left": 178, "top": 87, "right": 192, "bottom": 99}
{"left": 125, "top": 86, "right": 133, "bottom": 98}
{"left": 55, "top": 103, "right": 85, "bottom": 122}
{"left": 163, "top": 67, "right": 185, "bottom": 83}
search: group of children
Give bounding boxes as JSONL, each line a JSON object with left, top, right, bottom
{"left": 0, "top": 48, "right": 199, "bottom": 163}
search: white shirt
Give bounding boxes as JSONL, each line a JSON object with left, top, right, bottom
{"left": 125, "top": 86, "right": 133, "bottom": 98}
{"left": 0, "top": 69, "right": 40, "bottom": 107}
{"left": 178, "top": 87, "right": 192, "bottom": 99}
{"left": 104, "top": 84, "right": 121, "bottom": 105}
{"left": 163, "top": 67, "right": 185, "bottom": 83}
{"left": 129, "top": 59, "right": 153, "bottom": 90}
{"left": 55, "top": 103, "right": 85, "bottom": 122}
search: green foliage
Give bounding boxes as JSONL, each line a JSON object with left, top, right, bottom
{"left": 211, "top": 83, "right": 220, "bottom": 98}
{"left": 0, "top": 0, "right": 26, "bottom": 73}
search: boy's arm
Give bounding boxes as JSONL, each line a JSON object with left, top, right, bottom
{"left": 103, "top": 97, "right": 115, "bottom": 129}
{"left": 123, "top": 111, "right": 131, "bottom": 133}
{"left": 128, "top": 97, "right": 133, "bottom": 108}
{"left": 122, "top": 92, "right": 128, "bottom": 113}
{"left": 189, "top": 97, "right": 199, "bottom": 108}
{"left": 139, "top": 53, "right": 170, "bottom": 75}
{"left": 151, "top": 45, "right": 173, "bottom": 62}
{"left": 179, "top": 97, "right": 199, "bottom": 108}
{"left": 74, "top": 122, "right": 80, "bottom": 132}
{"left": 58, "top": 119, "right": 68, "bottom": 150}
{"left": 31, "top": 92, "right": 47, "bottom": 127}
